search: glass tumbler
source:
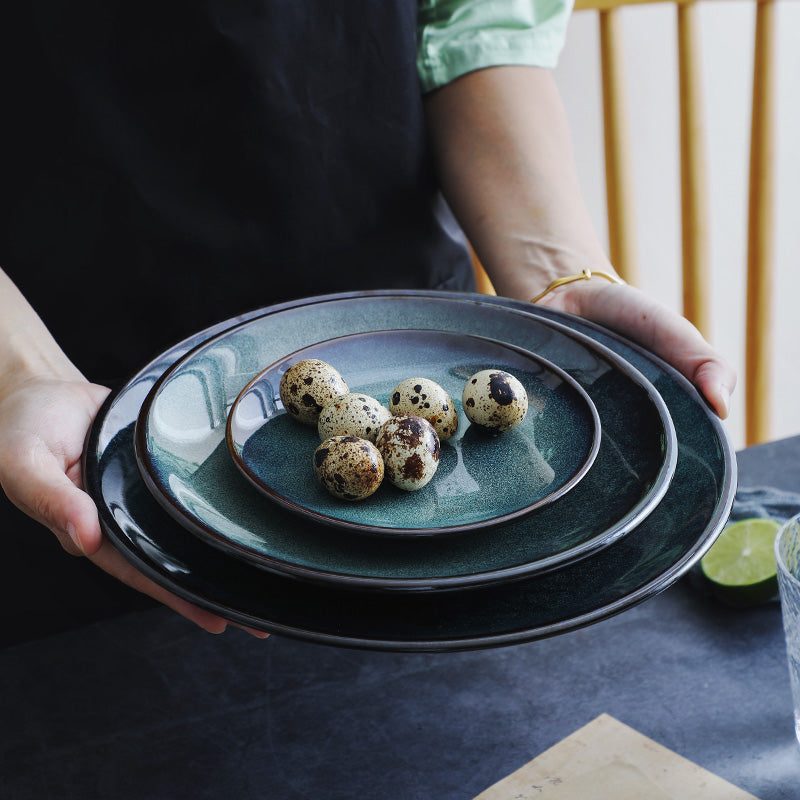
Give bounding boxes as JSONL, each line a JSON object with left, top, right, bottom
{"left": 775, "top": 511, "right": 800, "bottom": 746}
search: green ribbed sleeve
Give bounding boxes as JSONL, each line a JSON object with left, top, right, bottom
{"left": 417, "top": 0, "right": 575, "bottom": 92}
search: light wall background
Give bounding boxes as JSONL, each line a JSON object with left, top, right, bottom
{"left": 552, "top": 1, "right": 799, "bottom": 451}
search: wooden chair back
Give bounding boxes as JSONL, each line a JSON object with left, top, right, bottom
{"left": 473, "top": 0, "right": 778, "bottom": 445}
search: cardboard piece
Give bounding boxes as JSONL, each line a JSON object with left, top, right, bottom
{"left": 473, "top": 713, "right": 760, "bottom": 800}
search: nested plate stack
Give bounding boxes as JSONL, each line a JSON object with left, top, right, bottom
{"left": 82, "top": 290, "right": 736, "bottom": 651}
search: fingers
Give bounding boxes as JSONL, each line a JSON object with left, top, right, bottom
{"left": 233, "top": 625, "right": 272, "bottom": 640}
{"left": 626, "top": 293, "right": 737, "bottom": 418}
{"left": 88, "top": 538, "right": 230, "bottom": 635}
{"left": 1, "top": 442, "right": 102, "bottom": 555}
{"left": 89, "top": 539, "right": 269, "bottom": 638}
{"left": 691, "top": 358, "right": 734, "bottom": 420}
{"left": 0, "top": 378, "right": 267, "bottom": 639}
{"left": 16, "top": 478, "right": 269, "bottom": 638}
{"left": 1, "top": 443, "right": 265, "bottom": 639}
{"left": 1, "top": 433, "right": 268, "bottom": 639}
{"left": 66, "top": 486, "right": 270, "bottom": 638}
{"left": 548, "top": 282, "right": 737, "bottom": 418}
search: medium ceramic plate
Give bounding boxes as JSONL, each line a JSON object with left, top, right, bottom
{"left": 134, "top": 293, "right": 675, "bottom": 588}
{"left": 83, "top": 291, "right": 735, "bottom": 651}
{"left": 226, "top": 329, "right": 601, "bottom": 536}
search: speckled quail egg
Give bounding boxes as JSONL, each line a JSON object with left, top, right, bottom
{"left": 279, "top": 359, "right": 349, "bottom": 426}
{"left": 375, "top": 415, "right": 440, "bottom": 491}
{"left": 313, "top": 435, "right": 384, "bottom": 501}
{"left": 317, "top": 393, "right": 391, "bottom": 443}
{"left": 462, "top": 369, "right": 528, "bottom": 432}
{"left": 389, "top": 377, "right": 458, "bottom": 441}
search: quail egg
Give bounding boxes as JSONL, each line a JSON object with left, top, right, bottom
{"left": 279, "top": 359, "right": 349, "bottom": 426}
{"left": 462, "top": 369, "right": 528, "bottom": 432}
{"left": 389, "top": 377, "right": 458, "bottom": 441}
{"left": 313, "top": 435, "right": 384, "bottom": 501}
{"left": 375, "top": 415, "right": 440, "bottom": 491}
{"left": 317, "top": 392, "right": 391, "bottom": 443}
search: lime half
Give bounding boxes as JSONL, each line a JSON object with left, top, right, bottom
{"left": 700, "top": 517, "right": 782, "bottom": 607}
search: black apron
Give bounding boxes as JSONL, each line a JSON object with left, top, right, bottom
{"left": 0, "top": 0, "right": 474, "bottom": 643}
{"left": 2, "top": 0, "right": 474, "bottom": 384}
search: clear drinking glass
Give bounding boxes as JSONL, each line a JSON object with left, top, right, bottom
{"left": 775, "top": 511, "right": 800, "bottom": 746}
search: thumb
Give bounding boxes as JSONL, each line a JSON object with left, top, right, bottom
{"left": 2, "top": 449, "right": 103, "bottom": 556}
{"left": 62, "top": 484, "right": 105, "bottom": 556}
{"left": 691, "top": 358, "right": 735, "bottom": 420}
{"left": 567, "top": 283, "right": 737, "bottom": 419}
{"left": 634, "top": 298, "right": 737, "bottom": 420}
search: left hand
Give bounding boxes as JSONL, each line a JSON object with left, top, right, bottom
{"left": 424, "top": 65, "right": 736, "bottom": 419}
{"left": 0, "top": 374, "right": 269, "bottom": 638}
{"left": 535, "top": 276, "right": 736, "bottom": 419}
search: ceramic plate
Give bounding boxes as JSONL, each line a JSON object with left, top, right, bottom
{"left": 226, "top": 329, "right": 601, "bottom": 536}
{"left": 83, "top": 291, "right": 735, "bottom": 651}
{"left": 133, "top": 293, "right": 675, "bottom": 588}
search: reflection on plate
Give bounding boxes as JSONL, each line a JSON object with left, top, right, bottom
{"left": 133, "top": 294, "right": 675, "bottom": 588}
{"left": 84, "top": 291, "right": 735, "bottom": 651}
{"left": 226, "top": 329, "right": 601, "bottom": 536}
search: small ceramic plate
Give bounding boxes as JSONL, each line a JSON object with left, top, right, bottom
{"left": 226, "top": 329, "right": 601, "bottom": 536}
{"left": 134, "top": 292, "right": 675, "bottom": 590}
{"left": 83, "top": 290, "right": 736, "bottom": 651}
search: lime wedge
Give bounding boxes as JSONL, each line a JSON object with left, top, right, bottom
{"left": 700, "top": 517, "right": 782, "bottom": 607}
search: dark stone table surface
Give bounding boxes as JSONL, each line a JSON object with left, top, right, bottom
{"left": 3, "top": 436, "right": 800, "bottom": 799}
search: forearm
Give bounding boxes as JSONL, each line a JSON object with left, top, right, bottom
{"left": 424, "top": 65, "right": 612, "bottom": 300}
{"left": 0, "top": 269, "right": 83, "bottom": 398}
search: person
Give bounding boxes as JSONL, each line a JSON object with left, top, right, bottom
{"left": 0, "top": 1, "right": 735, "bottom": 643}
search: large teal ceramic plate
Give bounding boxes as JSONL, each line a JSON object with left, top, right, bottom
{"left": 133, "top": 293, "right": 675, "bottom": 590}
{"left": 84, "top": 291, "right": 735, "bottom": 650}
{"left": 226, "top": 329, "right": 601, "bottom": 536}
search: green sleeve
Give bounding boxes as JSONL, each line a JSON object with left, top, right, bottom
{"left": 417, "top": 0, "right": 575, "bottom": 93}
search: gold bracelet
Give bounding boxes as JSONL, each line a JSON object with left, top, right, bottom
{"left": 530, "top": 269, "right": 626, "bottom": 304}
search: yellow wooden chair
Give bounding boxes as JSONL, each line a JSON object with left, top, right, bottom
{"left": 473, "top": 0, "right": 777, "bottom": 445}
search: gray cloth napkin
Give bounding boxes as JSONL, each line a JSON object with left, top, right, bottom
{"left": 730, "top": 486, "right": 800, "bottom": 523}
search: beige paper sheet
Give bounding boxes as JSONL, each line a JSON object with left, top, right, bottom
{"left": 473, "top": 713, "right": 760, "bottom": 800}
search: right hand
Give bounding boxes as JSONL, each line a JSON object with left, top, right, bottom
{"left": 536, "top": 276, "right": 736, "bottom": 421}
{"left": 0, "top": 374, "right": 268, "bottom": 637}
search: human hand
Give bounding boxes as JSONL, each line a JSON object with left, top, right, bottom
{"left": 0, "top": 375, "right": 268, "bottom": 637}
{"left": 536, "top": 277, "right": 736, "bottom": 420}
{"left": 423, "top": 65, "right": 735, "bottom": 418}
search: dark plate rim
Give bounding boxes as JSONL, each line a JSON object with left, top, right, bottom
{"left": 82, "top": 290, "right": 735, "bottom": 652}
{"left": 222, "top": 328, "right": 602, "bottom": 536}
{"left": 127, "top": 292, "right": 678, "bottom": 588}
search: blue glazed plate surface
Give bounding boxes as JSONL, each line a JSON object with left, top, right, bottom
{"left": 133, "top": 294, "right": 675, "bottom": 588}
{"left": 83, "top": 291, "right": 735, "bottom": 650}
{"left": 226, "top": 329, "right": 601, "bottom": 535}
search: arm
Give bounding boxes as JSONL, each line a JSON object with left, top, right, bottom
{"left": 0, "top": 269, "right": 101, "bottom": 553}
{"left": 0, "top": 269, "right": 259, "bottom": 635}
{"left": 424, "top": 66, "right": 735, "bottom": 418}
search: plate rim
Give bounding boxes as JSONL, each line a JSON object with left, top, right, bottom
{"left": 129, "top": 293, "right": 677, "bottom": 588}
{"left": 83, "top": 289, "right": 736, "bottom": 651}
{"left": 223, "top": 327, "right": 602, "bottom": 536}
